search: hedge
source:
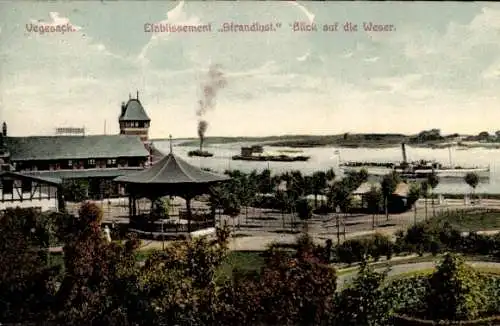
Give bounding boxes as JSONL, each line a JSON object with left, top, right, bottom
{"left": 392, "top": 314, "right": 500, "bottom": 326}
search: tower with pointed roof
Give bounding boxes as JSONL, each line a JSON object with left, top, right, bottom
{"left": 119, "top": 91, "right": 151, "bottom": 142}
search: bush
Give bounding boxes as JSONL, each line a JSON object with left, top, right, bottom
{"left": 221, "top": 248, "right": 337, "bottom": 326}
{"left": 334, "top": 234, "right": 394, "bottom": 264}
{"left": 395, "top": 220, "right": 500, "bottom": 258}
{"left": 391, "top": 315, "right": 500, "bottom": 326}
{"left": 384, "top": 254, "right": 500, "bottom": 325}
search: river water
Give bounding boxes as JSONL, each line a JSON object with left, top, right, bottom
{"left": 154, "top": 141, "right": 500, "bottom": 194}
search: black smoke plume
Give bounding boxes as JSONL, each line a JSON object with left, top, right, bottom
{"left": 197, "top": 120, "right": 208, "bottom": 151}
{"left": 196, "top": 64, "right": 227, "bottom": 151}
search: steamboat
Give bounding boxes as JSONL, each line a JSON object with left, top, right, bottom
{"left": 339, "top": 143, "right": 490, "bottom": 179}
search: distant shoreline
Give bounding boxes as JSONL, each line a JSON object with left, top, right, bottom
{"left": 151, "top": 134, "right": 500, "bottom": 150}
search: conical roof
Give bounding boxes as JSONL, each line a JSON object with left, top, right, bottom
{"left": 119, "top": 99, "right": 150, "bottom": 122}
{"left": 114, "top": 153, "right": 230, "bottom": 184}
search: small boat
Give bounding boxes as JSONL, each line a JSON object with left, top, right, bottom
{"left": 188, "top": 150, "right": 214, "bottom": 157}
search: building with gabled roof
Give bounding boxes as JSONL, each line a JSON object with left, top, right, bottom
{"left": 0, "top": 91, "right": 161, "bottom": 201}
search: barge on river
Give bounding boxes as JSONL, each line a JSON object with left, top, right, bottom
{"left": 232, "top": 145, "right": 310, "bottom": 162}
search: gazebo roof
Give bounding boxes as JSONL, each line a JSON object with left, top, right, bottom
{"left": 114, "top": 152, "right": 230, "bottom": 184}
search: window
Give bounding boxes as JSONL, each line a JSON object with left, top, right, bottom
{"left": 2, "top": 180, "right": 13, "bottom": 194}
{"left": 21, "top": 179, "right": 32, "bottom": 193}
{"left": 68, "top": 160, "right": 72, "bottom": 167}
{"left": 111, "top": 159, "right": 116, "bottom": 164}
{"left": 88, "top": 159, "right": 95, "bottom": 166}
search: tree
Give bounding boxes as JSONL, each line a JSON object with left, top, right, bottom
{"left": 427, "top": 172, "right": 439, "bottom": 217}
{"left": 141, "top": 227, "right": 230, "bottom": 325}
{"left": 223, "top": 193, "right": 241, "bottom": 231}
{"left": 381, "top": 172, "right": 400, "bottom": 221}
{"left": 365, "top": 186, "right": 383, "bottom": 229}
{"left": 328, "top": 180, "right": 352, "bottom": 241}
{"left": 311, "top": 171, "right": 327, "bottom": 208}
{"left": 296, "top": 198, "right": 313, "bottom": 232}
{"left": 407, "top": 183, "right": 421, "bottom": 225}
{"left": 464, "top": 172, "right": 479, "bottom": 203}
{"left": 50, "top": 202, "right": 149, "bottom": 325}
{"left": 151, "top": 197, "right": 170, "bottom": 220}
{"left": 358, "top": 168, "right": 369, "bottom": 184}
{"left": 477, "top": 131, "right": 490, "bottom": 141}
{"left": 241, "top": 174, "right": 257, "bottom": 222}
{"left": 0, "top": 208, "right": 60, "bottom": 323}
{"left": 426, "top": 253, "right": 486, "bottom": 321}
{"left": 224, "top": 240, "right": 337, "bottom": 326}
{"left": 326, "top": 168, "right": 336, "bottom": 184}
{"left": 258, "top": 168, "right": 273, "bottom": 194}
{"left": 420, "top": 181, "right": 429, "bottom": 220}
{"left": 61, "top": 179, "right": 89, "bottom": 202}
{"left": 332, "top": 261, "right": 392, "bottom": 326}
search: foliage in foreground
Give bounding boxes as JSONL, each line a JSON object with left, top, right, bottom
{"left": 1, "top": 205, "right": 500, "bottom": 326}
{"left": 384, "top": 253, "right": 500, "bottom": 323}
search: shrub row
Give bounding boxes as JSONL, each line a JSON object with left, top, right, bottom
{"left": 391, "top": 314, "right": 500, "bottom": 326}
{"left": 270, "top": 225, "right": 499, "bottom": 267}
{"left": 333, "top": 233, "right": 393, "bottom": 264}
{"left": 394, "top": 221, "right": 500, "bottom": 258}
{"left": 329, "top": 220, "right": 500, "bottom": 266}
{"left": 384, "top": 272, "right": 500, "bottom": 325}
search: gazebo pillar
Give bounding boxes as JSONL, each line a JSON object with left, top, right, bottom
{"left": 57, "top": 186, "right": 66, "bottom": 212}
{"left": 184, "top": 195, "right": 193, "bottom": 234}
{"left": 132, "top": 196, "right": 137, "bottom": 217}
{"left": 128, "top": 195, "right": 132, "bottom": 218}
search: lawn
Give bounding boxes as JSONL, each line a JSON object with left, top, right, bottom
{"left": 386, "top": 265, "right": 500, "bottom": 282}
{"left": 216, "top": 251, "right": 267, "bottom": 282}
{"left": 433, "top": 209, "right": 500, "bottom": 231}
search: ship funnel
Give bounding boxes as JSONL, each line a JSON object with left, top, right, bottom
{"left": 401, "top": 143, "right": 407, "bottom": 163}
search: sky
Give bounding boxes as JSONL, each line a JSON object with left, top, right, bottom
{"left": 1, "top": 1, "right": 500, "bottom": 138}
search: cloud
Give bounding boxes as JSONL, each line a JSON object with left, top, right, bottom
{"left": 138, "top": 1, "right": 202, "bottom": 65}
{"left": 3, "top": 2, "right": 500, "bottom": 137}
{"left": 287, "top": 1, "right": 315, "bottom": 23}
{"left": 296, "top": 51, "right": 310, "bottom": 61}
{"left": 30, "top": 11, "right": 82, "bottom": 30}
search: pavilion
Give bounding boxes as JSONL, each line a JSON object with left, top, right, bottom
{"left": 114, "top": 138, "right": 231, "bottom": 234}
